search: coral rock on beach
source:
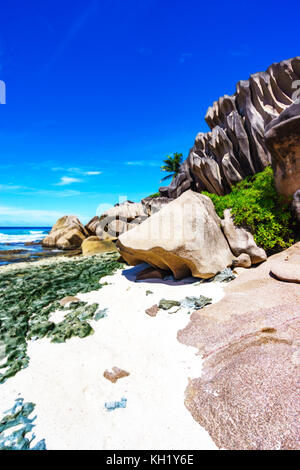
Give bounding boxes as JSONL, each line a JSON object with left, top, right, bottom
{"left": 117, "top": 190, "right": 235, "bottom": 280}
{"left": 103, "top": 367, "right": 130, "bottom": 383}
{"left": 42, "top": 215, "right": 88, "bottom": 250}
{"left": 145, "top": 304, "right": 159, "bottom": 317}
{"left": 81, "top": 236, "right": 117, "bottom": 256}
{"left": 178, "top": 242, "right": 300, "bottom": 450}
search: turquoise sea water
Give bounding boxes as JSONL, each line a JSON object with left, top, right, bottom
{"left": 0, "top": 227, "right": 51, "bottom": 265}
{"left": 0, "top": 227, "right": 50, "bottom": 250}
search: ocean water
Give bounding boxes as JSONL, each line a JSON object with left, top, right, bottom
{"left": 0, "top": 227, "right": 50, "bottom": 250}
{"left": 0, "top": 227, "right": 52, "bottom": 265}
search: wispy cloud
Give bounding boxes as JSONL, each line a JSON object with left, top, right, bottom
{"left": 34, "top": 189, "right": 82, "bottom": 198}
{"left": 0, "top": 184, "right": 31, "bottom": 192}
{"left": 55, "top": 176, "right": 82, "bottom": 186}
{"left": 51, "top": 167, "right": 102, "bottom": 176}
{"left": 0, "top": 206, "right": 65, "bottom": 225}
{"left": 0, "top": 183, "right": 81, "bottom": 198}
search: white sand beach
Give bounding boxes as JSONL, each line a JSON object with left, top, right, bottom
{"left": 0, "top": 261, "right": 224, "bottom": 450}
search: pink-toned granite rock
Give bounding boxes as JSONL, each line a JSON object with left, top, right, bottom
{"left": 145, "top": 305, "right": 159, "bottom": 317}
{"left": 270, "top": 249, "right": 300, "bottom": 283}
{"left": 178, "top": 242, "right": 300, "bottom": 450}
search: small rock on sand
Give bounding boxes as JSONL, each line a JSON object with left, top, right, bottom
{"left": 59, "top": 296, "right": 80, "bottom": 307}
{"left": 103, "top": 367, "right": 130, "bottom": 383}
{"left": 145, "top": 304, "right": 159, "bottom": 317}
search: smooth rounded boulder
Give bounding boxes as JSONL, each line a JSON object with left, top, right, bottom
{"left": 81, "top": 236, "right": 117, "bottom": 256}
{"left": 117, "top": 190, "right": 235, "bottom": 279}
{"left": 42, "top": 215, "right": 88, "bottom": 250}
{"left": 221, "top": 209, "right": 267, "bottom": 264}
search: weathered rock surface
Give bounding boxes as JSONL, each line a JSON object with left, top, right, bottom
{"left": 87, "top": 198, "right": 171, "bottom": 240}
{"left": 178, "top": 242, "right": 300, "bottom": 450}
{"left": 81, "top": 236, "right": 117, "bottom": 256}
{"left": 265, "top": 99, "right": 300, "bottom": 198}
{"left": 160, "top": 57, "right": 300, "bottom": 198}
{"left": 141, "top": 196, "right": 173, "bottom": 215}
{"left": 270, "top": 246, "right": 300, "bottom": 283}
{"left": 117, "top": 190, "right": 234, "bottom": 279}
{"left": 97, "top": 201, "right": 148, "bottom": 239}
{"left": 42, "top": 215, "right": 89, "bottom": 250}
{"left": 221, "top": 209, "right": 267, "bottom": 264}
{"left": 232, "top": 253, "right": 251, "bottom": 268}
{"left": 85, "top": 216, "right": 101, "bottom": 236}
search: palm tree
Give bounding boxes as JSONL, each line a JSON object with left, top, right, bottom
{"left": 160, "top": 153, "right": 183, "bottom": 182}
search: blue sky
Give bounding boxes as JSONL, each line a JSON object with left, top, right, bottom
{"left": 0, "top": 0, "right": 299, "bottom": 226}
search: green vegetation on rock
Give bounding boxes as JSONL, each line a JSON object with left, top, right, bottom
{"left": 147, "top": 192, "right": 161, "bottom": 198}
{"left": 0, "top": 253, "right": 122, "bottom": 384}
{"left": 203, "top": 167, "right": 295, "bottom": 254}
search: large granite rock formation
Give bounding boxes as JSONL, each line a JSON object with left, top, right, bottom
{"left": 97, "top": 201, "right": 148, "bottom": 239}
{"left": 117, "top": 190, "right": 235, "bottom": 279}
{"left": 160, "top": 57, "right": 300, "bottom": 198}
{"left": 85, "top": 197, "right": 171, "bottom": 240}
{"left": 265, "top": 99, "right": 300, "bottom": 198}
{"left": 178, "top": 242, "right": 300, "bottom": 450}
{"left": 42, "top": 215, "right": 89, "bottom": 250}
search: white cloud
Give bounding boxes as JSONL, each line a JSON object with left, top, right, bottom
{"left": 84, "top": 171, "right": 102, "bottom": 175}
{"left": 0, "top": 184, "right": 30, "bottom": 191}
{"left": 0, "top": 205, "right": 89, "bottom": 226}
{"left": 51, "top": 167, "right": 102, "bottom": 176}
{"left": 55, "top": 176, "right": 82, "bottom": 186}
{"left": 0, "top": 206, "right": 64, "bottom": 225}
